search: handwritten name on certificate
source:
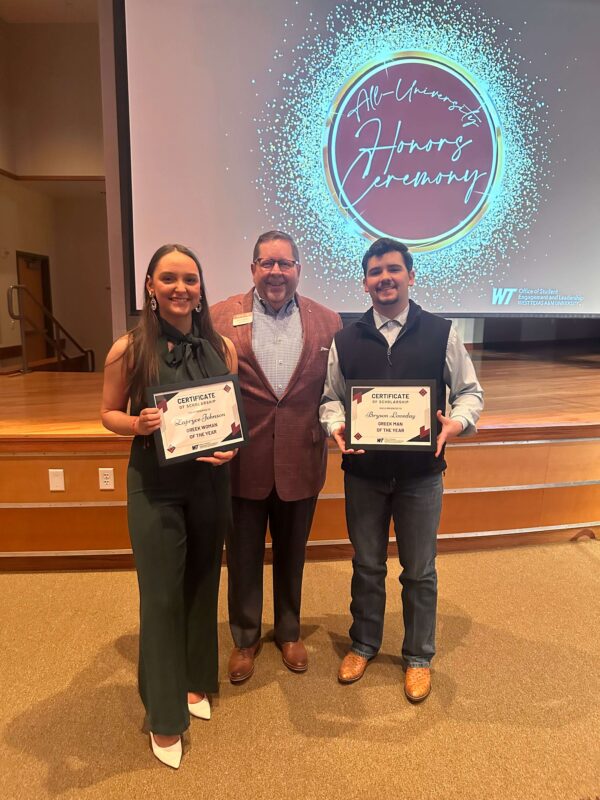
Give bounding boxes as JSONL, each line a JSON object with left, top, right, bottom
{"left": 345, "top": 380, "right": 436, "bottom": 452}
{"left": 146, "top": 375, "right": 248, "bottom": 466}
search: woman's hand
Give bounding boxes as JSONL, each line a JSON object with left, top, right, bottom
{"left": 134, "top": 407, "right": 162, "bottom": 435}
{"left": 196, "top": 448, "right": 238, "bottom": 466}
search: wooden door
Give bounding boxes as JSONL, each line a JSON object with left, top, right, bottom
{"left": 16, "top": 253, "right": 52, "bottom": 364}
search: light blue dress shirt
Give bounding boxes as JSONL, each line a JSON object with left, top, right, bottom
{"left": 252, "top": 290, "right": 303, "bottom": 397}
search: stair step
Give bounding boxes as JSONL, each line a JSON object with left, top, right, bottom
{"left": 0, "top": 354, "right": 88, "bottom": 375}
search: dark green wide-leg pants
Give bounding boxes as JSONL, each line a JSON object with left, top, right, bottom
{"left": 127, "top": 440, "right": 231, "bottom": 735}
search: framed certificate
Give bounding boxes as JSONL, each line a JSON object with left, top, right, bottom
{"left": 146, "top": 375, "right": 248, "bottom": 466}
{"left": 345, "top": 380, "right": 437, "bottom": 452}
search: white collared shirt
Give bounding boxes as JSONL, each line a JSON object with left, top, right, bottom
{"left": 372, "top": 306, "right": 410, "bottom": 346}
{"left": 251, "top": 290, "right": 303, "bottom": 397}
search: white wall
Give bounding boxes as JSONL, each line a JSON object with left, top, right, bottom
{"left": 6, "top": 23, "right": 104, "bottom": 175}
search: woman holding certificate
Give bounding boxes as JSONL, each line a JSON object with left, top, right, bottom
{"left": 101, "top": 244, "right": 237, "bottom": 769}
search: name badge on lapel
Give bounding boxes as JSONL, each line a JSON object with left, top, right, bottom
{"left": 233, "top": 312, "right": 253, "bottom": 327}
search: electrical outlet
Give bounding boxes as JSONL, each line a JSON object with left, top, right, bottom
{"left": 49, "top": 469, "right": 65, "bottom": 491}
{"left": 99, "top": 468, "right": 115, "bottom": 490}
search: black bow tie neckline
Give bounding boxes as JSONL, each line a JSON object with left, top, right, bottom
{"left": 159, "top": 317, "right": 208, "bottom": 379}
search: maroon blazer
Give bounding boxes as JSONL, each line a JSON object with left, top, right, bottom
{"left": 211, "top": 290, "right": 342, "bottom": 501}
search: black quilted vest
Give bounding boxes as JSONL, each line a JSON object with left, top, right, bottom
{"left": 336, "top": 300, "right": 451, "bottom": 480}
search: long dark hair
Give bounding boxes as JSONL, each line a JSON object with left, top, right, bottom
{"left": 128, "top": 244, "right": 227, "bottom": 407}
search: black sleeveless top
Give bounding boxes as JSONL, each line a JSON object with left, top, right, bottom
{"left": 131, "top": 317, "right": 229, "bottom": 417}
{"left": 128, "top": 318, "right": 230, "bottom": 480}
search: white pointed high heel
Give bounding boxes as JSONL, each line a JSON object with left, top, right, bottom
{"left": 188, "top": 695, "right": 211, "bottom": 720}
{"left": 150, "top": 732, "right": 182, "bottom": 769}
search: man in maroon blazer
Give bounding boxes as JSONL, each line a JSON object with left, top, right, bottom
{"left": 211, "top": 230, "right": 341, "bottom": 681}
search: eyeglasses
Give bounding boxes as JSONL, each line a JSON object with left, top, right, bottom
{"left": 254, "top": 258, "right": 299, "bottom": 271}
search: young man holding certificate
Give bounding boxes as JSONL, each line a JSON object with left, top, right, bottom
{"left": 319, "top": 237, "right": 483, "bottom": 701}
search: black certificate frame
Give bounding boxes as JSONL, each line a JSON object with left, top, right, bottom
{"left": 345, "top": 379, "right": 437, "bottom": 452}
{"left": 146, "top": 374, "right": 249, "bottom": 467}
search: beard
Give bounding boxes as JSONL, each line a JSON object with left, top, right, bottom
{"left": 376, "top": 289, "right": 400, "bottom": 304}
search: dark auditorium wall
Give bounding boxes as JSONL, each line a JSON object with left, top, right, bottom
{"left": 0, "top": 17, "right": 111, "bottom": 368}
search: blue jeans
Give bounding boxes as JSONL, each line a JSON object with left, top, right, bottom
{"left": 344, "top": 471, "right": 443, "bottom": 667}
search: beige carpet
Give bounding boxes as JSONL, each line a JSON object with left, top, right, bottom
{"left": 1, "top": 541, "right": 599, "bottom": 800}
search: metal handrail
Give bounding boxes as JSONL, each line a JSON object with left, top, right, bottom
{"left": 7, "top": 284, "right": 95, "bottom": 373}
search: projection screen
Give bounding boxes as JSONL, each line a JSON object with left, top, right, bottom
{"left": 117, "top": 0, "right": 600, "bottom": 317}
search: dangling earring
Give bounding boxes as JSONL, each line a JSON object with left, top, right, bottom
{"left": 150, "top": 293, "right": 157, "bottom": 312}
{"left": 195, "top": 299, "right": 202, "bottom": 313}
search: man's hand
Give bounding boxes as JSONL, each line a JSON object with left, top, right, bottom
{"left": 196, "top": 449, "right": 239, "bottom": 466}
{"left": 331, "top": 424, "right": 365, "bottom": 455}
{"left": 435, "top": 410, "right": 463, "bottom": 457}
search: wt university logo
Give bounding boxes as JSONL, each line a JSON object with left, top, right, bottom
{"left": 491, "top": 287, "right": 517, "bottom": 305}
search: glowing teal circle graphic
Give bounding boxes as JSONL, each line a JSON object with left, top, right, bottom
{"left": 323, "top": 52, "right": 504, "bottom": 250}
{"left": 255, "top": 0, "right": 553, "bottom": 308}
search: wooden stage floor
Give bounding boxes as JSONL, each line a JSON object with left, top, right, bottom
{"left": 1, "top": 344, "right": 599, "bottom": 444}
{"left": 1, "top": 344, "right": 598, "bottom": 567}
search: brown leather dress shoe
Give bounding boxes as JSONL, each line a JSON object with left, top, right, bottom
{"left": 404, "top": 666, "right": 431, "bottom": 702}
{"left": 277, "top": 640, "right": 308, "bottom": 672}
{"left": 338, "top": 651, "right": 370, "bottom": 684}
{"left": 228, "top": 640, "right": 262, "bottom": 683}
